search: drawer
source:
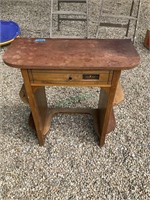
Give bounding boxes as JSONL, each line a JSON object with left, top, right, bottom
{"left": 28, "top": 70, "right": 113, "bottom": 86}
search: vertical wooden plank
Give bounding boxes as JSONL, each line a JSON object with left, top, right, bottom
{"left": 98, "top": 70, "right": 121, "bottom": 147}
{"left": 21, "top": 69, "right": 50, "bottom": 145}
{"left": 113, "top": 80, "right": 124, "bottom": 105}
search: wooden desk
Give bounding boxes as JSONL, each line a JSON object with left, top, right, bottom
{"left": 3, "top": 38, "right": 140, "bottom": 146}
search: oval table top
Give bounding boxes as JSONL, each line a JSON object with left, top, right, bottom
{"left": 3, "top": 38, "right": 140, "bottom": 70}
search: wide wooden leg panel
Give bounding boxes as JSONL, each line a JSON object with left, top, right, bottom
{"left": 33, "top": 87, "right": 50, "bottom": 134}
{"left": 21, "top": 69, "right": 50, "bottom": 145}
{"left": 98, "top": 71, "right": 121, "bottom": 147}
{"left": 29, "top": 86, "right": 50, "bottom": 145}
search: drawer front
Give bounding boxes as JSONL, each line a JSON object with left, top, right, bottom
{"left": 29, "top": 70, "right": 113, "bottom": 86}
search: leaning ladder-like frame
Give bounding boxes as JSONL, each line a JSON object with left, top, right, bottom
{"left": 96, "top": 0, "right": 141, "bottom": 43}
{"left": 50, "top": 0, "right": 89, "bottom": 38}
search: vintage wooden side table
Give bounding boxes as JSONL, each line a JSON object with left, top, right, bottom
{"left": 3, "top": 38, "right": 140, "bottom": 146}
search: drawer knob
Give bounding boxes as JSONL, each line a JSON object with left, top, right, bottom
{"left": 68, "top": 76, "right": 72, "bottom": 81}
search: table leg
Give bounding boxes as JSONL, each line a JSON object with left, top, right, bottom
{"left": 21, "top": 69, "right": 50, "bottom": 145}
{"left": 98, "top": 71, "right": 121, "bottom": 147}
{"left": 113, "top": 80, "right": 124, "bottom": 106}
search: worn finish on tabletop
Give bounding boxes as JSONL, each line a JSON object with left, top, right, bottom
{"left": 3, "top": 38, "right": 140, "bottom": 70}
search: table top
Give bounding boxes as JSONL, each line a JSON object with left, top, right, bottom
{"left": 3, "top": 38, "right": 140, "bottom": 70}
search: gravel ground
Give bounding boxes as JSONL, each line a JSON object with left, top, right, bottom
{"left": 0, "top": 0, "right": 150, "bottom": 199}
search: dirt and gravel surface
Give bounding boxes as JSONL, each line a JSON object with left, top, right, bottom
{"left": 1, "top": 0, "right": 150, "bottom": 199}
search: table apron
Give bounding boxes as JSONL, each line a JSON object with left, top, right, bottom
{"left": 28, "top": 69, "right": 113, "bottom": 87}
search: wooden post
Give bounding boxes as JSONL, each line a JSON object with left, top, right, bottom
{"left": 21, "top": 69, "right": 50, "bottom": 145}
{"left": 98, "top": 71, "right": 121, "bottom": 146}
